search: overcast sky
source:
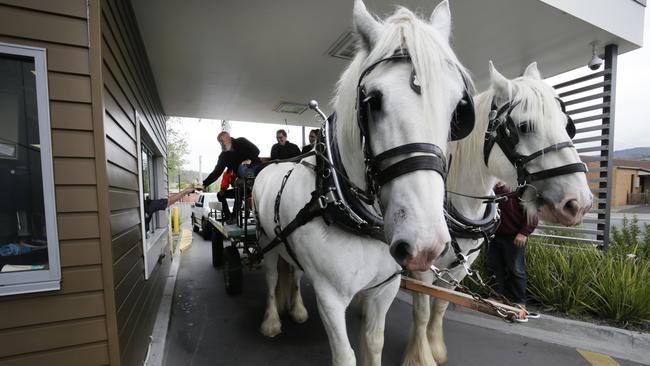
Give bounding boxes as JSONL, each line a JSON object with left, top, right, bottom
{"left": 175, "top": 7, "right": 650, "bottom": 174}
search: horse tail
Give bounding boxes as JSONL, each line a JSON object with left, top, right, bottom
{"left": 275, "top": 256, "right": 295, "bottom": 314}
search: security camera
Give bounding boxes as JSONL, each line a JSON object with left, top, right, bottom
{"left": 588, "top": 41, "right": 603, "bottom": 71}
{"left": 588, "top": 54, "right": 603, "bottom": 70}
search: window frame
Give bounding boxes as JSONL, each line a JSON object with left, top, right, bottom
{"left": 0, "top": 43, "right": 61, "bottom": 296}
{"left": 136, "top": 112, "right": 167, "bottom": 280}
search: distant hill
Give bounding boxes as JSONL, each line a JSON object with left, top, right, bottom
{"left": 614, "top": 147, "right": 650, "bottom": 160}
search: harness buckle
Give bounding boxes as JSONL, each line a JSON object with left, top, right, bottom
{"left": 322, "top": 168, "right": 331, "bottom": 179}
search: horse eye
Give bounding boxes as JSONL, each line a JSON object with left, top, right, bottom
{"left": 364, "top": 90, "right": 383, "bottom": 111}
{"left": 518, "top": 121, "right": 533, "bottom": 134}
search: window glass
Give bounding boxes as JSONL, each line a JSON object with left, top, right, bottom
{"left": 0, "top": 53, "right": 50, "bottom": 274}
{"left": 141, "top": 144, "right": 156, "bottom": 236}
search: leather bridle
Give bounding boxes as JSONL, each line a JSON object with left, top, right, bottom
{"left": 483, "top": 97, "right": 587, "bottom": 187}
{"left": 355, "top": 48, "right": 449, "bottom": 203}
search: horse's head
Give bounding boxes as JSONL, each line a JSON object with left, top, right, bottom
{"left": 485, "top": 62, "right": 593, "bottom": 225}
{"left": 334, "top": 0, "right": 472, "bottom": 271}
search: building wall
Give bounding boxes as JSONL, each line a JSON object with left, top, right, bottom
{"left": 612, "top": 168, "right": 638, "bottom": 206}
{"left": 0, "top": 1, "right": 113, "bottom": 364}
{"left": 99, "top": 0, "right": 170, "bottom": 365}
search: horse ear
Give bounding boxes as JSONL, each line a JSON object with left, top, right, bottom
{"left": 489, "top": 60, "right": 512, "bottom": 99}
{"left": 430, "top": 0, "right": 452, "bottom": 41}
{"left": 353, "top": 0, "right": 381, "bottom": 50}
{"left": 523, "top": 62, "right": 542, "bottom": 80}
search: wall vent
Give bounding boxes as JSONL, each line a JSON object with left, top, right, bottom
{"left": 274, "top": 102, "right": 308, "bottom": 114}
{"left": 326, "top": 31, "right": 357, "bottom": 60}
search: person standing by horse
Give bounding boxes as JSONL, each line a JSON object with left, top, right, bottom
{"left": 270, "top": 129, "right": 301, "bottom": 160}
{"left": 487, "top": 182, "right": 539, "bottom": 307}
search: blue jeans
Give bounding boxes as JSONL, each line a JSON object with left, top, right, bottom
{"left": 487, "top": 235, "right": 527, "bottom": 304}
{"left": 237, "top": 163, "right": 261, "bottom": 179}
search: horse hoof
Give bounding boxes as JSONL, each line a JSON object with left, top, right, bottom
{"left": 431, "top": 344, "right": 447, "bottom": 364}
{"left": 260, "top": 320, "right": 282, "bottom": 338}
{"left": 290, "top": 305, "right": 309, "bottom": 324}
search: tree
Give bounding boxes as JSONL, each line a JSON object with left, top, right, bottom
{"left": 166, "top": 117, "right": 189, "bottom": 184}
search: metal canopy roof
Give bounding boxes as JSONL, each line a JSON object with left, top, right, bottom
{"left": 132, "top": 0, "right": 645, "bottom": 126}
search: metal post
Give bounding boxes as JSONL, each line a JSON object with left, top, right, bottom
{"left": 599, "top": 44, "right": 618, "bottom": 250}
{"left": 199, "top": 155, "right": 203, "bottom": 183}
{"left": 302, "top": 125, "right": 306, "bottom": 147}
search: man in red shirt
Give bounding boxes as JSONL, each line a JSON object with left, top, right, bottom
{"left": 487, "top": 182, "right": 538, "bottom": 306}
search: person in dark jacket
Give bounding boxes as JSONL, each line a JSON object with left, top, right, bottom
{"left": 202, "top": 132, "right": 261, "bottom": 188}
{"left": 301, "top": 128, "right": 320, "bottom": 154}
{"left": 270, "top": 129, "right": 301, "bottom": 160}
{"left": 487, "top": 182, "right": 538, "bottom": 306}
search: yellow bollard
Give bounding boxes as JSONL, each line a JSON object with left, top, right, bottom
{"left": 171, "top": 207, "right": 180, "bottom": 234}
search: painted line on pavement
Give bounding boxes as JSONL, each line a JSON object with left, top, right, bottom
{"left": 577, "top": 348, "right": 621, "bottom": 366}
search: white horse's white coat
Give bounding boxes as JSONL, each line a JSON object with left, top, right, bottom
{"left": 401, "top": 62, "right": 593, "bottom": 366}
{"left": 253, "top": 1, "right": 471, "bottom": 365}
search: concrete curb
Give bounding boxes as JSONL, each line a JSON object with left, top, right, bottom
{"left": 144, "top": 233, "right": 184, "bottom": 366}
{"left": 396, "top": 290, "right": 650, "bottom": 365}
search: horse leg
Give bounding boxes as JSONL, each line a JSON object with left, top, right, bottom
{"left": 260, "top": 251, "right": 282, "bottom": 337}
{"left": 289, "top": 267, "right": 309, "bottom": 323}
{"left": 401, "top": 270, "right": 436, "bottom": 366}
{"left": 314, "top": 285, "right": 356, "bottom": 366}
{"left": 427, "top": 298, "right": 450, "bottom": 364}
{"left": 360, "top": 276, "right": 400, "bottom": 366}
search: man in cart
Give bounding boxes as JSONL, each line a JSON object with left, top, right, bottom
{"left": 209, "top": 131, "right": 262, "bottom": 180}
{"left": 203, "top": 132, "right": 262, "bottom": 223}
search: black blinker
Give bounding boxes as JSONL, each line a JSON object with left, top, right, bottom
{"left": 566, "top": 116, "right": 576, "bottom": 139}
{"left": 450, "top": 89, "right": 475, "bottom": 141}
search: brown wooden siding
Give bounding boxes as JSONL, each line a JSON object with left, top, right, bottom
{"left": 100, "top": 0, "right": 168, "bottom": 365}
{"left": 0, "top": 1, "right": 114, "bottom": 365}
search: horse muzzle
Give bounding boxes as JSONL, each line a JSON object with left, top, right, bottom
{"left": 390, "top": 238, "right": 449, "bottom": 272}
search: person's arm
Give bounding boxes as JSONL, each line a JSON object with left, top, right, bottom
{"left": 166, "top": 185, "right": 198, "bottom": 207}
{"left": 290, "top": 143, "right": 301, "bottom": 157}
{"left": 203, "top": 155, "right": 227, "bottom": 188}
{"left": 239, "top": 137, "right": 260, "bottom": 159}
{"left": 518, "top": 214, "right": 539, "bottom": 237}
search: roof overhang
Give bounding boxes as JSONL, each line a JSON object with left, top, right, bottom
{"left": 132, "top": 0, "right": 645, "bottom": 126}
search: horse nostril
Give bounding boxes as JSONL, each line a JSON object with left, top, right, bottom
{"left": 564, "top": 199, "right": 580, "bottom": 217}
{"left": 390, "top": 240, "right": 413, "bottom": 266}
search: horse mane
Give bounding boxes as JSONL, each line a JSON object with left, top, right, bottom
{"left": 332, "top": 6, "right": 473, "bottom": 187}
{"left": 447, "top": 74, "right": 568, "bottom": 220}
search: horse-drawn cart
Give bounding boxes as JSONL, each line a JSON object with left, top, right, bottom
{"left": 207, "top": 175, "right": 262, "bottom": 295}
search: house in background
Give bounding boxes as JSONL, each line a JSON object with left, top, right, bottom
{"left": 584, "top": 157, "right": 650, "bottom": 206}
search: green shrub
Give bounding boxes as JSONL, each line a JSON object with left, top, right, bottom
{"left": 610, "top": 216, "right": 650, "bottom": 260}
{"left": 463, "top": 218, "right": 650, "bottom": 324}
{"left": 526, "top": 239, "right": 599, "bottom": 314}
{"left": 585, "top": 254, "right": 650, "bottom": 322}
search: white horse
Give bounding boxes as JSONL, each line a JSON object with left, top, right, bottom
{"left": 401, "top": 62, "right": 594, "bottom": 365}
{"left": 253, "top": 1, "right": 471, "bottom": 365}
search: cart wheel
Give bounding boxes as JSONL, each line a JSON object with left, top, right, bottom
{"left": 223, "top": 246, "right": 242, "bottom": 295}
{"left": 192, "top": 215, "right": 199, "bottom": 232}
{"left": 201, "top": 218, "right": 211, "bottom": 240}
{"left": 212, "top": 230, "right": 224, "bottom": 268}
